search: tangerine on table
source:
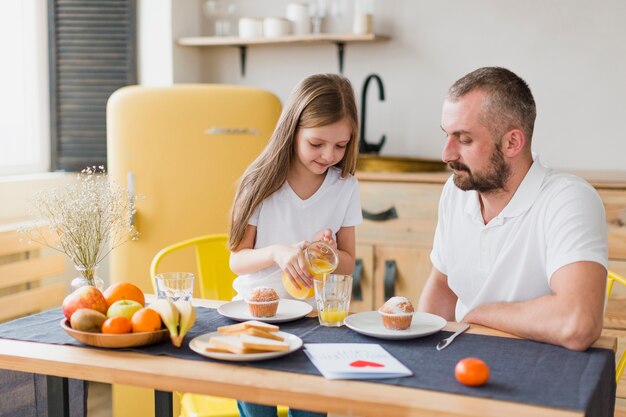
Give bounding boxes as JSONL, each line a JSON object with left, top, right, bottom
{"left": 454, "top": 357, "right": 490, "bottom": 387}
{"left": 131, "top": 308, "right": 162, "bottom": 333}
{"left": 103, "top": 282, "right": 145, "bottom": 308}
{"left": 101, "top": 316, "right": 132, "bottom": 334}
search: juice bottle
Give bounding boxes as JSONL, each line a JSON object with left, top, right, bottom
{"left": 282, "top": 241, "right": 338, "bottom": 299}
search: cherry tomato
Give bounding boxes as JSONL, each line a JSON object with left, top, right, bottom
{"left": 454, "top": 357, "right": 490, "bottom": 387}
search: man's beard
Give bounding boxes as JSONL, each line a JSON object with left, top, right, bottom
{"left": 449, "top": 144, "right": 511, "bottom": 193}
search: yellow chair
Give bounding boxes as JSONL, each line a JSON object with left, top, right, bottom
{"left": 607, "top": 271, "right": 626, "bottom": 384}
{"left": 150, "top": 234, "right": 288, "bottom": 417}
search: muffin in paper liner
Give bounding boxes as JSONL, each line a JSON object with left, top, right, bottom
{"left": 246, "top": 287, "right": 280, "bottom": 317}
{"left": 378, "top": 296, "right": 415, "bottom": 330}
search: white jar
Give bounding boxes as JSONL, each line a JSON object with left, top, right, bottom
{"left": 286, "top": 2, "right": 311, "bottom": 35}
{"left": 353, "top": 0, "right": 374, "bottom": 35}
{"left": 238, "top": 17, "right": 263, "bottom": 39}
{"left": 263, "top": 17, "right": 291, "bottom": 38}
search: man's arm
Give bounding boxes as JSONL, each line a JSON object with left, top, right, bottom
{"left": 462, "top": 261, "right": 606, "bottom": 351}
{"left": 417, "top": 267, "right": 457, "bottom": 321}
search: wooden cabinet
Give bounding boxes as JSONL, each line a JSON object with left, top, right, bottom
{"left": 353, "top": 172, "right": 445, "bottom": 312}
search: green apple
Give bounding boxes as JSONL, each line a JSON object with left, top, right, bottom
{"left": 106, "top": 299, "right": 143, "bottom": 320}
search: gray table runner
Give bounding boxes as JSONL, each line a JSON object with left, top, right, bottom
{"left": 0, "top": 307, "right": 615, "bottom": 417}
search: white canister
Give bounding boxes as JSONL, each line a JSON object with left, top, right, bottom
{"left": 263, "top": 17, "right": 291, "bottom": 38}
{"left": 238, "top": 17, "right": 263, "bottom": 39}
{"left": 353, "top": 0, "right": 374, "bottom": 35}
{"left": 286, "top": 2, "right": 309, "bottom": 21}
{"left": 286, "top": 2, "right": 311, "bottom": 35}
{"left": 352, "top": 13, "right": 373, "bottom": 35}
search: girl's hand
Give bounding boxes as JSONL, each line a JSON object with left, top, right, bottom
{"left": 274, "top": 242, "right": 313, "bottom": 289}
{"left": 314, "top": 228, "right": 337, "bottom": 249}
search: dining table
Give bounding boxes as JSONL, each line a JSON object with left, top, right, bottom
{"left": 0, "top": 297, "right": 617, "bottom": 417}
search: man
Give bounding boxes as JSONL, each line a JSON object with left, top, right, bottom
{"left": 418, "top": 67, "right": 608, "bottom": 351}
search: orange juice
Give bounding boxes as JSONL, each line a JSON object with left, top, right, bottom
{"left": 319, "top": 307, "right": 348, "bottom": 323}
{"left": 282, "top": 241, "right": 338, "bottom": 299}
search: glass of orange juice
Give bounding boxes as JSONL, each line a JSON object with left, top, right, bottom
{"left": 314, "top": 274, "right": 352, "bottom": 327}
{"left": 282, "top": 241, "right": 338, "bottom": 300}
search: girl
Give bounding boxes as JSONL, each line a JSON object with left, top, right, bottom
{"left": 229, "top": 73, "right": 362, "bottom": 417}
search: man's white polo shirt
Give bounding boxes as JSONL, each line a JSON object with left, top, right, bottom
{"left": 430, "top": 158, "right": 608, "bottom": 322}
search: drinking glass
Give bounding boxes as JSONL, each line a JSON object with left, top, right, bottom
{"left": 204, "top": 0, "right": 236, "bottom": 36}
{"left": 155, "top": 272, "right": 194, "bottom": 302}
{"left": 314, "top": 274, "right": 352, "bottom": 327}
{"left": 282, "top": 241, "right": 339, "bottom": 299}
{"left": 309, "top": 0, "right": 327, "bottom": 34}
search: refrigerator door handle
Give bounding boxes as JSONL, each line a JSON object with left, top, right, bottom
{"left": 127, "top": 172, "right": 136, "bottom": 230}
{"left": 204, "top": 127, "right": 259, "bottom": 136}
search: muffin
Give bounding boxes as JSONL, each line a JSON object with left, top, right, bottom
{"left": 378, "top": 296, "right": 414, "bottom": 330}
{"left": 246, "top": 287, "right": 280, "bottom": 318}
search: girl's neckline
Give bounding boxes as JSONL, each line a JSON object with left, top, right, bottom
{"left": 284, "top": 168, "right": 334, "bottom": 205}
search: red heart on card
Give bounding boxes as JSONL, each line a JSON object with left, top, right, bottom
{"left": 349, "top": 360, "right": 384, "bottom": 368}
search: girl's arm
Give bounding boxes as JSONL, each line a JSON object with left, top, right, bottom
{"left": 333, "top": 226, "right": 356, "bottom": 275}
{"left": 229, "top": 225, "right": 314, "bottom": 287}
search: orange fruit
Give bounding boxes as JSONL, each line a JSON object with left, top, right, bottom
{"left": 101, "top": 316, "right": 132, "bottom": 334}
{"left": 103, "top": 282, "right": 145, "bottom": 308}
{"left": 454, "top": 357, "right": 490, "bottom": 387}
{"left": 131, "top": 308, "right": 162, "bottom": 333}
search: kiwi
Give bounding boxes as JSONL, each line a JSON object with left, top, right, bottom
{"left": 70, "top": 308, "right": 107, "bottom": 333}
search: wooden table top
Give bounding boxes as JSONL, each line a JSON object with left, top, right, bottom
{"left": 0, "top": 298, "right": 616, "bottom": 417}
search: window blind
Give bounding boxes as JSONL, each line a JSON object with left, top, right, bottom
{"left": 48, "top": 0, "right": 136, "bottom": 172}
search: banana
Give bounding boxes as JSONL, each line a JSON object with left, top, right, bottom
{"left": 147, "top": 299, "right": 179, "bottom": 342}
{"left": 173, "top": 301, "right": 196, "bottom": 348}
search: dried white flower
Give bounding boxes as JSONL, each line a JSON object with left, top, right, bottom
{"left": 20, "top": 166, "right": 139, "bottom": 285}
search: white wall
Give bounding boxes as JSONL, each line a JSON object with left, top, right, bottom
{"left": 156, "top": 0, "right": 626, "bottom": 171}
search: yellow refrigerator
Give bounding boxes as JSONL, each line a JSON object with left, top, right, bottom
{"left": 106, "top": 84, "right": 281, "bottom": 417}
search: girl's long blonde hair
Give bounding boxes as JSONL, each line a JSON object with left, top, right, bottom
{"left": 229, "top": 73, "right": 359, "bottom": 250}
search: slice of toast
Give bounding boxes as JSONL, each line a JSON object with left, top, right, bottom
{"left": 217, "top": 327, "right": 285, "bottom": 341}
{"left": 202, "top": 341, "right": 266, "bottom": 354}
{"left": 218, "top": 320, "right": 280, "bottom": 334}
{"left": 244, "top": 327, "right": 284, "bottom": 341}
{"left": 208, "top": 335, "right": 260, "bottom": 354}
{"left": 239, "top": 334, "right": 289, "bottom": 352}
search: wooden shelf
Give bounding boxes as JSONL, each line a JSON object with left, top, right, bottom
{"left": 178, "top": 33, "right": 389, "bottom": 46}
{"left": 177, "top": 33, "right": 390, "bottom": 76}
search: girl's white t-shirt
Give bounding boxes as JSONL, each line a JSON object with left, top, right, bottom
{"left": 232, "top": 167, "right": 362, "bottom": 304}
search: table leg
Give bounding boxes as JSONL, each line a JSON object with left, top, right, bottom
{"left": 155, "top": 390, "right": 173, "bottom": 417}
{"left": 47, "top": 375, "right": 69, "bottom": 417}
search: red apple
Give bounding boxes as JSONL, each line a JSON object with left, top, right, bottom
{"left": 62, "top": 286, "right": 108, "bottom": 321}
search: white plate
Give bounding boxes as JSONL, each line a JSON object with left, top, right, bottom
{"left": 217, "top": 299, "right": 313, "bottom": 323}
{"left": 344, "top": 311, "right": 447, "bottom": 340}
{"left": 189, "top": 331, "right": 303, "bottom": 362}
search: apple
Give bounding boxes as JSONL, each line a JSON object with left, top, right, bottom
{"left": 107, "top": 299, "right": 143, "bottom": 320}
{"left": 62, "top": 286, "right": 108, "bottom": 321}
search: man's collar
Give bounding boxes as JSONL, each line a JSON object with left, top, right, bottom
{"left": 463, "top": 154, "right": 548, "bottom": 223}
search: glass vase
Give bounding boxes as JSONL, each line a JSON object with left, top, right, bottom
{"left": 71, "top": 264, "right": 104, "bottom": 291}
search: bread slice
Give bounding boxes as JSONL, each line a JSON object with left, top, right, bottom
{"left": 203, "top": 344, "right": 232, "bottom": 353}
{"left": 239, "top": 334, "right": 289, "bottom": 352}
{"left": 244, "top": 327, "right": 284, "bottom": 341}
{"left": 216, "top": 327, "right": 285, "bottom": 341}
{"left": 208, "top": 335, "right": 259, "bottom": 354}
{"left": 218, "top": 320, "right": 280, "bottom": 334}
